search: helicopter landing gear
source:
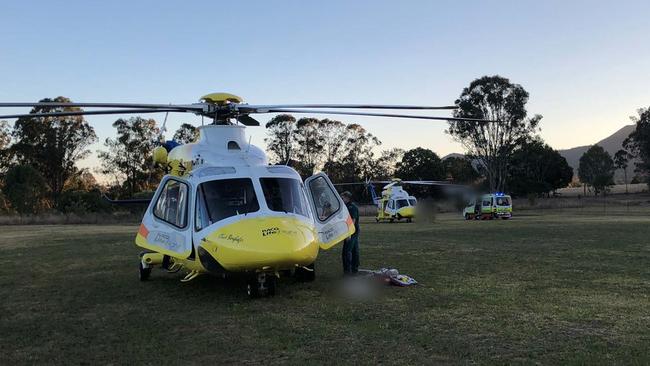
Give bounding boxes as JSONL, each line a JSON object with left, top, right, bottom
{"left": 247, "top": 272, "right": 276, "bottom": 298}
{"left": 406, "top": 218, "right": 412, "bottom": 223}
{"left": 138, "top": 252, "right": 166, "bottom": 281}
{"left": 138, "top": 261, "right": 151, "bottom": 281}
{"left": 295, "top": 263, "right": 315, "bottom": 282}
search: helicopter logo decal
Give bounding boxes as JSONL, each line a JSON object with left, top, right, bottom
{"left": 261, "top": 227, "right": 280, "bottom": 237}
{"left": 152, "top": 232, "right": 182, "bottom": 251}
{"left": 217, "top": 233, "right": 244, "bottom": 244}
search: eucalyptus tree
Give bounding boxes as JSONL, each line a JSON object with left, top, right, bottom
{"left": 447, "top": 75, "right": 540, "bottom": 192}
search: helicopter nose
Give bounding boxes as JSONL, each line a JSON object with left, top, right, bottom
{"left": 199, "top": 216, "right": 319, "bottom": 271}
{"left": 398, "top": 206, "right": 415, "bottom": 218}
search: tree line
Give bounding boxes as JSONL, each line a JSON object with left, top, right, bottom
{"left": 264, "top": 115, "right": 479, "bottom": 184}
{"left": 0, "top": 98, "right": 201, "bottom": 215}
{"left": 264, "top": 76, "right": 575, "bottom": 198}
{"left": 1, "top": 76, "right": 648, "bottom": 215}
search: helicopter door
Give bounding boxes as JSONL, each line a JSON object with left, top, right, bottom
{"left": 137, "top": 177, "right": 193, "bottom": 258}
{"left": 305, "top": 173, "right": 355, "bottom": 250}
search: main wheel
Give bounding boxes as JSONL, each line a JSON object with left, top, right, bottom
{"left": 265, "top": 275, "right": 277, "bottom": 297}
{"left": 246, "top": 277, "right": 260, "bottom": 298}
{"left": 139, "top": 261, "right": 151, "bottom": 281}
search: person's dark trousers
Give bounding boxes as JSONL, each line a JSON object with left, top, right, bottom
{"left": 342, "top": 235, "right": 360, "bottom": 274}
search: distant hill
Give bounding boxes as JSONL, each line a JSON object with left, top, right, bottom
{"left": 442, "top": 125, "right": 637, "bottom": 183}
{"left": 558, "top": 124, "right": 635, "bottom": 181}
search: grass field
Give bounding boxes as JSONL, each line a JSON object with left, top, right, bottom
{"left": 1, "top": 210, "right": 650, "bottom": 365}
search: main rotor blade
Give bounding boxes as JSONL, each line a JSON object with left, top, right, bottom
{"left": 0, "top": 109, "right": 184, "bottom": 119}
{"left": 0, "top": 102, "right": 203, "bottom": 111}
{"left": 401, "top": 181, "right": 452, "bottom": 186}
{"left": 333, "top": 182, "right": 372, "bottom": 186}
{"left": 102, "top": 194, "right": 151, "bottom": 205}
{"left": 250, "top": 108, "right": 498, "bottom": 123}
{"left": 236, "top": 114, "right": 261, "bottom": 126}
{"left": 238, "top": 104, "right": 458, "bottom": 112}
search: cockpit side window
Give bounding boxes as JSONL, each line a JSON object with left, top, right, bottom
{"left": 195, "top": 188, "right": 210, "bottom": 231}
{"left": 195, "top": 178, "right": 259, "bottom": 229}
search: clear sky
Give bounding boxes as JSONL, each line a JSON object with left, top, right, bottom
{"left": 2, "top": 0, "right": 649, "bottom": 174}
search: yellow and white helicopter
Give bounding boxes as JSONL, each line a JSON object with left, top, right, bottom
{"left": 0, "top": 93, "right": 493, "bottom": 297}
{"left": 338, "top": 178, "right": 449, "bottom": 223}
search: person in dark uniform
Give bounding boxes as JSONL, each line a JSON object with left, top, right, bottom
{"left": 340, "top": 191, "right": 360, "bottom": 275}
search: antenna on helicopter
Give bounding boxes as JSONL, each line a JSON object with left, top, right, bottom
{"left": 285, "top": 128, "right": 295, "bottom": 166}
{"left": 159, "top": 109, "right": 169, "bottom": 142}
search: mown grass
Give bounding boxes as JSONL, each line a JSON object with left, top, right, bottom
{"left": 1, "top": 210, "right": 649, "bottom": 365}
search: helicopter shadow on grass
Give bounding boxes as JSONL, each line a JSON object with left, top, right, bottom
{"left": 136, "top": 268, "right": 326, "bottom": 301}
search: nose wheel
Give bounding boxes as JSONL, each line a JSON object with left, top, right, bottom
{"left": 247, "top": 273, "right": 276, "bottom": 298}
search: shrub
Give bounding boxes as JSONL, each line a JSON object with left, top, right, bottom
{"left": 3, "top": 165, "right": 49, "bottom": 215}
{"left": 527, "top": 193, "right": 537, "bottom": 206}
{"left": 57, "top": 189, "right": 112, "bottom": 214}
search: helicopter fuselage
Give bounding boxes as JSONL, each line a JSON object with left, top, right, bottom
{"left": 376, "top": 183, "right": 417, "bottom": 222}
{"left": 136, "top": 125, "right": 354, "bottom": 281}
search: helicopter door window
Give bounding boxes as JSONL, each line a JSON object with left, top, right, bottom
{"left": 196, "top": 178, "right": 259, "bottom": 224}
{"left": 307, "top": 176, "right": 340, "bottom": 222}
{"left": 260, "top": 178, "right": 309, "bottom": 217}
{"left": 153, "top": 179, "right": 189, "bottom": 229}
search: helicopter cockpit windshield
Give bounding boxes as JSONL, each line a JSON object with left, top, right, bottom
{"left": 195, "top": 178, "right": 260, "bottom": 230}
{"left": 260, "top": 178, "right": 310, "bottom": 217}
{"left": 396, "top": 199, "right": 409, "bottom": 209}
